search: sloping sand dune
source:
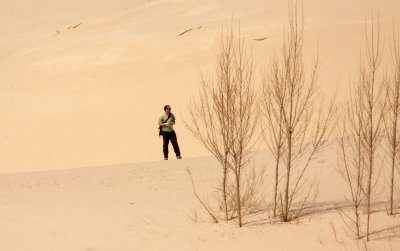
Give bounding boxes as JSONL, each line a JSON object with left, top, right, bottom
{"left": 1, "top": 0, "right": 400, "bottom": 250}
{"left": 0, "top": 149, "right": 399, "bottom": 250}
{"left": 1, "top": 0, "right": 400, "bottom": 173}
{"left": 0, "top": 151, "right": 359, "bottom": 250}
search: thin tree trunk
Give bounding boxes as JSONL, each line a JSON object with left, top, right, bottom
{"left": 366, "top": 79, "right": 375, "bottom": 241}
{"left": 284, "top": 132, "right": 292, "bottom": 222}
{"left": 390, "top": 27, "right": 400, "bottom": 216}
{"left": 390, "top": 111, "right": 397, "bottom": 215}
{"left": 236, "top": 170, "right": 242, "bottom": 227}
{"left": 273, "top": 110, "right": 284, "bottom": 217}
{"left": 356, "top": 205, "right": 360, "bottom": 238}
{"left": 367, "top": 120, "right": 373, "bottom": 241}
{"left": 273, "top": 153, "right": 280, "bottom": 217}
{"left": 223, "top": 162, "right": 229, "bottom": 221}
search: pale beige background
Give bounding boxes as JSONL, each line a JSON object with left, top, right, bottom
{"left": 0, "top": 0, "right": 399, "bottom": 173}
{"left": 1, "top": 1, "right": 400, "bottom": 250}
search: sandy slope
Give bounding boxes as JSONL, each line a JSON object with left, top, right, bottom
{"left": 1, "top": 148, "right": 399, "bottom": 251}
{"left": 1, "top": 0, "right": 400, "bottom": 173}
{"left": 1, "top": 0, "right": 400, "bottom": 250}
{"left": 0, "top": 151, "right": 348, "bottom": 251}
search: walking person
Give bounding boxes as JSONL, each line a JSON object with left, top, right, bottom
{"left": 158, "top": 105, "right": 182, "bottom": 160}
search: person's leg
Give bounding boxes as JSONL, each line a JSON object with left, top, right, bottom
{"left": 162, "top": 131, "right": 170, "bottom": 159}
{"left": 170, "top": 131, "right": 181, "bottom": 158}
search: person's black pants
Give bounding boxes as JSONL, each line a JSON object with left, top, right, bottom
{"left": 162, "top": 131, "right": 181, "bottom": 157}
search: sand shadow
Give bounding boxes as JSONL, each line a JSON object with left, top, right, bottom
{"left": 243, "top": 200, "right": 391, "bottom": 227}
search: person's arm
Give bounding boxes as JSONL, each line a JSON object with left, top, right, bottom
{"left": 169, "top": 114, "right": 176, "bottom": 125}
{"left": 158, "top": 115, "right": 173, "bottom": 126}
{"left": 160, "top": 121, "right": 172, "bottom": 126}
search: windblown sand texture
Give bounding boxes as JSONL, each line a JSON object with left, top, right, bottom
{"left": 1, "top": 0, "right": 400, "bottom": 250}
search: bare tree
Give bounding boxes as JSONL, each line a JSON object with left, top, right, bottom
{"left": 360, "top": 15, "right": 385, "bottom": 241}
{"left": 384, "top": 25, "right": 400, "bottom": 216}
{"left": 228, "top": 29, "right": 258, "bottom": 227}
{"left": 185, "top": 24, "right": 258, "bottom": 227}
{"left": 336, "top": 101, "right": 366, "bottom": 239}
{"left": 185, "top": 26, "right": 235, "bottom": 222}
{"left": 336, "top": 14, "right": 385, "bottom": 241}
{"left": 261, "top": 64, "right": 286, "bottom": 217}
{"left": 261, "top": 1, "right": 335, "bottom": 222}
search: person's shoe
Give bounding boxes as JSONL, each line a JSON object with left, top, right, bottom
{"left": 177, "top": 156, "right": 182, "bottom": 159}
{"left": 164, "top": 157, "right": 168, "bottom": 160}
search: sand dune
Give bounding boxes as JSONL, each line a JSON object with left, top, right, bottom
{"left": 0, "top": 0, "right": 399, "bottom": 173}
{"left": 1, "top": 0, "right": 400, "bottom": 250}
{"left": 0, "top": 149, "right": 399, "bottom": 250}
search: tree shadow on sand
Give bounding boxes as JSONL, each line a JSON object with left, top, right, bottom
{"left": 243, "top": 200, "right": 394, "bottom": 227}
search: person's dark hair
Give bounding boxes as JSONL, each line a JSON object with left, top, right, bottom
{"left": 164, "top": 105, "right": 171, "bottom": 110}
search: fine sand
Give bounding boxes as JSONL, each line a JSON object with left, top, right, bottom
{"left": 1, "top": 0, "right": 400, "bottom": 250}
{"left": 0, "top": 149, "right": 399, "bottom": 250}
{"left": 0, "top": 0, "right": 399, "bottom": 173}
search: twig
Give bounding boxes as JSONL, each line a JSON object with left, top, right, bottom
{"left": 186, "top": 167, "right": 219, "bottom": 223}
{"left": 178, "top": 28, "right": 193, "bottom": 36}
{"left": 253, "top": 37, "right": 268, "bottom": 41}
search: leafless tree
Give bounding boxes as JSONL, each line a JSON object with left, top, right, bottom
{"left": 384, "top": 25, "right": 400, "bottom": 216}
{"left": 336, "top": 14, "right": 386, "bottom": 241}
{"left": 336, "top": 104, "right": 366, "bottom": 239}
{"left": 185, "top": 26, "right": 235, "bottom": 222}
{"left": 185, "top": 24, "right": 258, "bottom": 227}
{"left": 260, "top": 65, "right": 286, "bottom": 217}
{"left": 261, "top": 1, "right": 335, "bottom": 222}
{"left": 360, "top": 15, "right": 386, "bottom": 241}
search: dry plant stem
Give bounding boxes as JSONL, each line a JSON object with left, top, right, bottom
{"left": 261, "top": 62, "right": 286, "bottom": 217}
{"left": 240, "top": 165, "right": 265, "bottom": 213}
{"left": 330, "top": 220, "right": 344, "bottom": 244}
{"left": 363, "top": 15, "right": 385, "bottom": 242}
{"left": 336, "top": 107, "right": 365, "bottom": 239}
{"left": 385, "top": 26, "right": 400, "bottom": 216}
{"left": 336, "top": 14, "right": 385, "bottom": 241}
{"left": 226, "top": 25, "right": 258, "bottom": 227}
{"left": 185, "top": 23, "right": 258, "bottom": 227}
{"left": 184, "top": 27, "right": 236, "bottom": 221}
{"left": 336, "top": 86, "right": 366, "bottom": 239}
{"left": 187, "top": 168, "right": 219, "bottom": 224}
{"left": 261, "top": 0, "right": 335, "bottom": 222}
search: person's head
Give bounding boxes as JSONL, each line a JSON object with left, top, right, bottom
{"left": 164, "top": 105, "right": 171, "bottom": 114}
